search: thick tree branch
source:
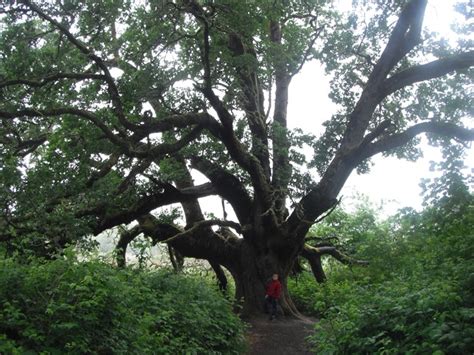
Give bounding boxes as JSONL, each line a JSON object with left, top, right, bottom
{"left": 184, "top": 1, "right": 234, "bottom": 128}
{"left": 92, "top": 182, "right": 217, "bottom": 234}
{"left": 115, "top": 225, "right": 142, "bottom": 267}
{"left": 195, "top": 64, "right": 272, "bottom": 208}
{"left": 271, "top": 20, "right": 292, "bottom": 220}
{"left": 304, "top": 244, "right": 368, "bottom": 267}
{"left": 369, "top": 0, "right": 427, "bottom": 83}
{"left": 197, "top": 91, "right": 273, "bottom": 208}
{"left": 184, "top": 0, "right": 272, "bottom": 211}
{"left": 190, "top": 156, "right": 253, "bottom": 224}
{"left": 316, "top": 246, "right": 369, "bottom": 266}
{"left": 382, "top": 51, "right": 474, "bottom": 97}
{"left": 131, "top": 125, "right": 204, "bottom": 159}
{"left": 199, "top": 87, "right": 235, "bottom": 129}
{"left": 160, "top": 219, "right": 241, "bottom": 244}
{"left": 86, "top": 153, "right": 121, "bottom": 188}
{"left": 130, "top": 112, "right": 220, "bottom": 142}
{"left": 183, "top": 0, "right": 212, "bottom": 87}
{"left": 360, "top": 120, "right": 394, "bottom": 147}
{"left": 116, "top": 159, "right": 152, "bottom": 194}
{"left": 172, "top": 157, "right": 208, "bottom": 224}
{"left": 360, "top": 121, "right": 474, "bottom": 160}
{"left": 10, "top": 134, "right": 48, "bottom": 157}
{"left": 300, "top": 245, "right": 326, "bottom": 283}
{"left": 288, "top": 122, "right": 473, "bottom": 239}
{"left": 286, "top": 0, "right": 472, "bottom": 239}
{"left": 168, "top": 245, "right": 185, "bottom": 272}
{"left": 198, "top": 89, "right": 270, "bottom": 193}
{"left": 209, "top": 261, "right": 228, "bottom": 292}
{"left": 171, "top": 158, "right": 238, "bottom": 284}
{"left": 285, "top": 189, "right": 339, "bottom": 240}
{"left": 227, "top": 33, "right": 270, "bottom": 177}
{"left": 340, "top": 0, "right": 428, "bottom": 151}
{"left": 136, "top": 215, "right": 242, "bottom": 269}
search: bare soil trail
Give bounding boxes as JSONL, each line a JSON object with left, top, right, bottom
{"left": 245, "top": 315, "right": 316, "bottom": 355}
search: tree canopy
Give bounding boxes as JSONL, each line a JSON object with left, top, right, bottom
{"left": 0, "top": 0, "right": 473, "bottom": 314}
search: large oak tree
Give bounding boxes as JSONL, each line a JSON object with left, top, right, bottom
{"left": 1, "top": 0, "right": 473, "bottom": 315}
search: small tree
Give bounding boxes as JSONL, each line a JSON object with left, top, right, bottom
{"left": 1, "top": 0, "right": 473, "bottom": 315}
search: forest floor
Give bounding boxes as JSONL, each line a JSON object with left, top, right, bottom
{"left": 245, "top": 315, "right": 316, "bottom": 355}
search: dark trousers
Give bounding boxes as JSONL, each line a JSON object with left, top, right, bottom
{"left": 265, "top": 296, "right": 278, "bottom": 317}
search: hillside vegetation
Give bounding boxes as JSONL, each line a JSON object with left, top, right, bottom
{"left": 289, "top": 185, "right": 474, "bottom": 354}
{"left": 0, "top": 253, "right": 246, "bottom": 354}
{"left": 1, "top": 179, "right": 472, "bottom": 354}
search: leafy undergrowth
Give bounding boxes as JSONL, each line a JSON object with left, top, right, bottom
{"left": 0, "top": 252, "right": 246, "bottom": 354}
{"left": 289, "top": 192, "right": 474, "bottom": 354}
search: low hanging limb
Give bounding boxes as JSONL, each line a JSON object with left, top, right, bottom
{"left": 91, "top": 182, "right": 217, "bottom": 234}
{"left": 168, "top": 245, "right": 184, "bottom": 272}
{"left": 160, "top": 219, "right": 241, "bottom": 244}
{"left": 209, "top": 260, "right": 228, "bottom": 292}
{"left": 301, "top": 244, "right": 369, "bottom": 283}
{"left": 221, "top": 198, "right": 227, "bottom": 221}
{"left": 307, "top": 244, "right": 369, "bottom": 266}
{"left": 300, "top": 246, "right": 326, "bottom": 283}
{"left": 115, "top": 225, "right": 143, "bottom": 267}
{"left": 116, "top": 220, "right": 187, "bottom": 270}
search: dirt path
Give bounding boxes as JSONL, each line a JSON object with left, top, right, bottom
{"left": 245, "top": 315, "right": 316, "bottom": 355}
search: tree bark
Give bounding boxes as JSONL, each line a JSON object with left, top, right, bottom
{"left": 301, "top": 246, "right": 327, "bottom": 283}
{"left": 168, "top": 245, "right": 184, "bottom": 272}
{"left": 231, "top": 240, "right": 301, "bottom": 318}
{"left": 209, "top": 261, "right": 228, "bottom": 292}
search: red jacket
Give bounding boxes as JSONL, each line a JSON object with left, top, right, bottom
{"left": 266, "top": 279, "right": 282, "bottom": 299}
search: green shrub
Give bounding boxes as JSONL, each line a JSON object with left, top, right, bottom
{"left": 288, "top": 272, "right": 321, "bottom": 316}
{"left": 289, "top": 194, "right": 474, "bottom": 354}
{"left": 0, "top": 252, "right": 246, "bottom": 354}
{"left": 309, "top": 276, "right": 474, "bottom": 354}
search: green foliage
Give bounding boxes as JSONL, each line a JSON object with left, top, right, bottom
{"left": 0, "top": 0, "right": 472, "bottom": 261}
{"left": 0, "top": 252, "right": 246, "bottom": 354}
{"left": 305, "top": 196, "right": 390, "bottom": 270}
{"left": 289, "top": 189, "right": 474, "bottom": 354}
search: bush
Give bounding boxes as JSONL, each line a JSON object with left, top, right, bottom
{"left": 0, "top": 252, "right": 246, "bottom": 354}
{"left": 309, "top": 276, "right": 474, "bottom": 354}
{"left": 289, "top": 194, "right": 474, "bottom": 354}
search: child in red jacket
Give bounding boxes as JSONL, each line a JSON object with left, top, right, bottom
{"left": 265, "top": 273, "right": 282, "bottom": 320}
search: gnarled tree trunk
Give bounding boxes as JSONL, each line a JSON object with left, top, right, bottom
{"left": 232, "top": 241, "right": 301, "bottom": 317}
